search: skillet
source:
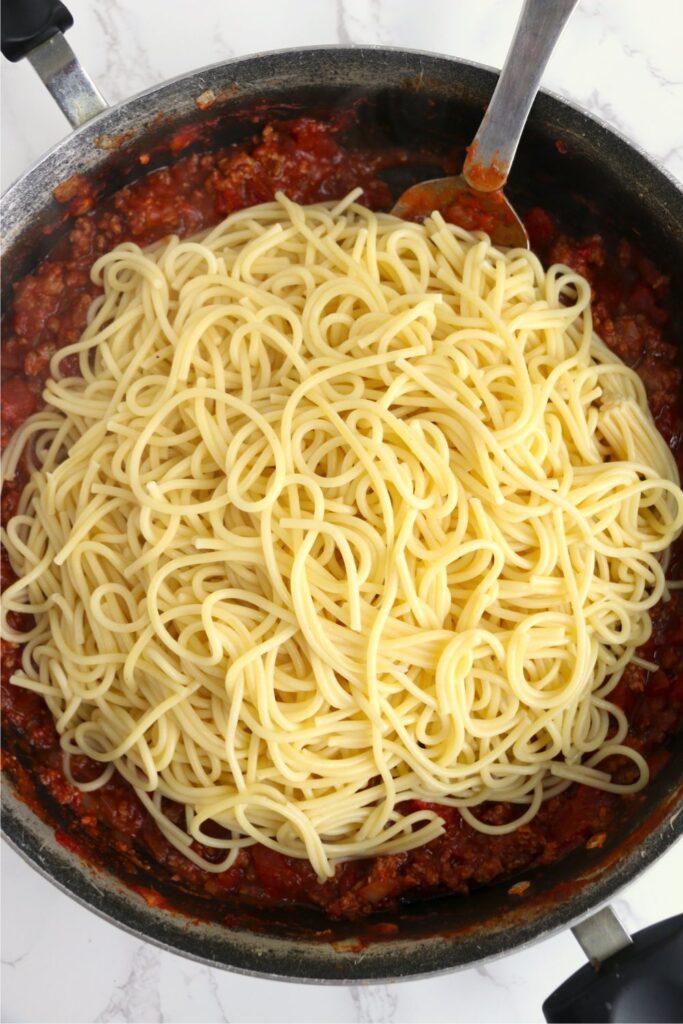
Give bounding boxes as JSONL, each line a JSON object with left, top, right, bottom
{"left": 1, "top": 2, "right": 682, "bottom": 1016}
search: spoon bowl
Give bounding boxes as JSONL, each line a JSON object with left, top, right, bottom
{"left": 391, "top": 174, "right": 529, "bottom": 248}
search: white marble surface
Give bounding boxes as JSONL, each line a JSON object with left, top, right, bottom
{"left": 2, "top": 1, "right": 682, "bottom": 1021}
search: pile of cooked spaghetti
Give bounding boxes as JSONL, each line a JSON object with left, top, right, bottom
{"left": 2, "top": 191, "right": 682, "bottom": 879}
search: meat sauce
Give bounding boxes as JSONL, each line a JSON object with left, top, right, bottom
{"left": 2, "top": 118, "right": 682, "bottom": 922}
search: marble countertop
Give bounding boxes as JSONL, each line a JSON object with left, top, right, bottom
{"left": 2, "top": 1, "right": 682, "bottom": 1021}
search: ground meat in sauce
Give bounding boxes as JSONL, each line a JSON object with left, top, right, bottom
{"left": 2, "top": 118, "right": 682, "bottom": 922}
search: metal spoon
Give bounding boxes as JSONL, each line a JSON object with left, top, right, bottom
{"left": 392, "top": 0, "right": 579, "bottom": 247}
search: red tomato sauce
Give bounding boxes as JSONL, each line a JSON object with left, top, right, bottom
{"left": 2, "top": 118, "right": 682, "bottom": 922}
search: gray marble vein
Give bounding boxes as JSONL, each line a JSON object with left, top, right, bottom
{"left": 94, "top": 944, "right": 162, "bottom": 1023}
{"left": 349, "top": 983, "right": 400, "bottom": 1023}
{"left": 336, "top": 0, "right": 355, "bottom": 45}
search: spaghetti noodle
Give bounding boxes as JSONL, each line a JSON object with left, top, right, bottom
{"left": 2, "top": 192, "right": 682, "bottom": 879}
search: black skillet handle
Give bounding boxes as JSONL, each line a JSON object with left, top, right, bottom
{"left": 1, "top": 0, "right": 106, "bottom": 127}
{"left": 543, "top": 914, "right": 683, "bottom": 1023}
{"left": 1, "top": 0, "right": 73, "bottom": 62}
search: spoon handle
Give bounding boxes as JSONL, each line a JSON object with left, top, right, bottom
{"left": 463, "top": 0, "right": 579, "bottom": 192}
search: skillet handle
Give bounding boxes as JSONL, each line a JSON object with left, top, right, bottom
{"left": 1, "top": 0, "right": 73, "bottom": 62}
{"left": 0, "top": 0, "right": 107, "bottom": 127}
{"left": 543, "top": 910, "right": 683, "bottom": 1022}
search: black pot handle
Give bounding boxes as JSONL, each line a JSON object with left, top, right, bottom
{"left": 0, "top": 0, "right": 106, "bottom": 127}
{"left": 1, "top": 0, "right": 73, "bottom": 63}
{"left": 543, "top": 910, "right": 683, "bottom": 1022}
